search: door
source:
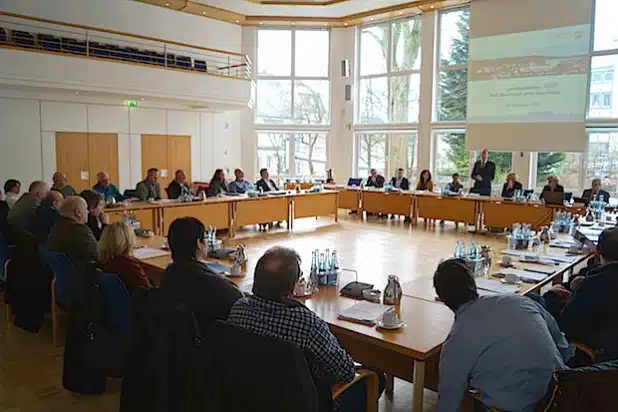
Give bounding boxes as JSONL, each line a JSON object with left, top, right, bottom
{"left": 56, "top": 132, "right": 90, "bottom": 192}
{"left": 168, "top": 135, "right": 192, "bottom": 182}
{"left": 88, "top": 133, "right": 119, "bottom": 188}
{"left": 141, "top": 134, "right": 170, "bottom": 192}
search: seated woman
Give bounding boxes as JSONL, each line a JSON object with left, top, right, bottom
{"left": 99, "top": 222, "right": 163, "bottom": 293}
{"left": 539, "top": 175, "right": 564, "bottom": 201}
{"left": 80, "top": 190, "right": 109, "bottom": 241}
{"left": 206, "top": 169, "right": 228, "bottom": 197}
{"left": 416, "top": 169, "right": 434, "bottom": 191}
{"left": 501, "top": 172, "right": 523, "bottom": 198}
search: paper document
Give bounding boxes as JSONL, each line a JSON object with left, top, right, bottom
{"left": 542, "top": 251, "right": 578, "bottom": 263}
{"left": 495, "top": 268, "right": 549, "bottom": 283}
{"left": 476, "top": 278, "right": 519, "bottom": 294}
{"left": 501, "top": 249, "right": 539, "bottom": 257}
{"left": 133, "top": 247, "right": 169, "bottom": 260}
{"left": 550, "top": 239, "right": 579, "bottom": 249}
{"left": 337, "top": 301, "right": 393, "bottom": 326}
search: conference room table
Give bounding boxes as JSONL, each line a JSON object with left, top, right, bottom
{"left": 106, "top": 190, "right": 339, "bottom": 237}
{"left": 332, "top": 186, "right": 587, "bottom": 231}
{"left": 400, "top": 234, "right": 592, "bottom": 303}
{"left": 135, "top": 235, "right": 453, "bottom": 412}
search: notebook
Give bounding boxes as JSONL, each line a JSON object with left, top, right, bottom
{"left": 133, "top": 246, "right": 169, "bottom": 260}
{"left": 337, "top": 301, "right": 393, "bottom": 326}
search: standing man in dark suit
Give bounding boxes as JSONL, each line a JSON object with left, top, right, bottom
{"left": 256, "top": 168, "right": 279, "bottom": 193}
{"left": 470, "top": 149, "right": 496, "bottom": 196}
{"left": 366, "top": 169, "right": 385, "bottom": 188}
{"left": 389, "top": 168, "right": 410, "bottom": 190}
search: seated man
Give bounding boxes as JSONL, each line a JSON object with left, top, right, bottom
{"left": 256, "top": 168, "right": 278, "bottom": 193}
{"left": 366, "top": 169, "right": 385, "bottom": 188}
{"left": 166, "top": 169, "right": 191, "bottom": 200}
{"left": 160, "top": 217, "right": 242, "bottom": 328}
{"left": 7, "top": 180, "right": 49, "bottom": 230}
{"left": 46, "top": 196, "right": 100, "bottom": 264}
{"left": 582, "top": 178, "right": 610, "bottom": 203}
{"left": 228, "top": 247, "right": 384, "bottom": 412}
{"left": 92, "top": 171, "right": 124, "bottom": 202}
{"left": 135, "top": 168, "right": 162, "bottom": 201}
{"left": 228, "top": 168, "right": 253, "bottom": 194}
{"left": 539, "top": 175, "right": 564, "bottom": 201}
{"left": 51, "top": 172, "right": 77, "bottom": 198}
{"left": 389, "top": 168, "right": 410, "bottom": 190}
{"left": 434, "top": 259, "right": 574, "bottom": 412}
{"left": 25, "top": 190, "right": 63, "bottom": 243}
{"left": 447, "top": 173, "right": 464, "bottom": 193}
{"left": 559, "top": 227, "right": 618, "bottom": 362}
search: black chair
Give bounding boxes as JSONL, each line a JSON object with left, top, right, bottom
{"left": 0, "top": 28, "right": 7, "bottom": 44}
{"left": 151, "top": 51, "right": 165, "bottom": 66}
{"left": 194, "top": 59, "right": 208, "bottom": 72}
{"left": 12, "top": 30, "right": 36, "bottom": 48}
{"left": 89, "top": 42, "right": 109, "bottom": 58}
{"left": 61, "top": 37, "right": 87, "bottom": 55}
{"left": 123, "top": 189, "right": 138, "bottom": 199}
{"left": 564, "top": 192, "right": 573, "bottom": 203}
{"left": 175, "top": 55, "right": 192, "bottom": 69}
{"left": 523, "top": 189, "right": 534, "bottom": 198}
{"left": 38, "top": 34, "right": 61, "bottom": 51}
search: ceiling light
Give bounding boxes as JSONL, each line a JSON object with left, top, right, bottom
{"left": 430, "top": 5, "right": 435, "bottom": 8}
{"left": 291, "top": 22, "right": 295, "bottom": 25}
{"left": 398, "top": 11, "right": 403, "bottom": 15}
{"left": 370, "top": 17, "right": 374, "bottom": 21}
{"left": 236, "top": 19, "right": 240, "bottom": 23}
{"left": 165, "top": 2, "right": 170, "bottom": 6}
{"left": 74, "top": 92, "right": 79, "bottom": 95}
{"left": 323, "top": 23, "right": 327, "bottom": 26}
{"left": 344, "top": 22, "right": 348, "bottom": 26}
{"left": 202, "top": 11, "right": 206, "bottom": 15}
{"left": 259, "top": 21, "right": 263, "bottom": 25}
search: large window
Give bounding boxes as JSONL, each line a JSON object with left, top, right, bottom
{"left": 585, "top": 131, "right": 618, "bottom": 194}
{"left": 436, "top": 8, "right": 470, "bottom": 122}
{"left": 357, "top": 18, "right": 422, "bottom": 124}
{"left": 433, "top": 131, "right": 513, "bottom": 189}
{"left": 589, "top": 0, "right": 618, "bottom": 119}
{"left": 256, "top": 29, "right": 330, "bottom": 125}
{"left": 356, "top": 132, "right": 418, "bottom": 182}
{"left": 256, "top": 132, "right": 327, "bottom": 180}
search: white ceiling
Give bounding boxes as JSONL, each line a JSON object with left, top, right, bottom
{"left": 195, "top": 0, "right": 414, "bottom": 18}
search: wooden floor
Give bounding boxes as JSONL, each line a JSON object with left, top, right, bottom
{"left": 0, "top": 212, "right": 497, "bottom": 412}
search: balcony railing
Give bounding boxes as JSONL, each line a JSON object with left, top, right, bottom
{"left": 0, "top": 11, "right": 252, "bottom": 80}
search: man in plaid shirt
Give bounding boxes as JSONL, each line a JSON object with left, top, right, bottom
{"left": 227, "top": 246, "right": 381, "bottom": 411}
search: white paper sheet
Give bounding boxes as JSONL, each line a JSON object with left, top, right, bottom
{"left": 133, "top": 247, "right": 169, "bottom": 260}
{"left": 338, "top": 301, "right": 394, "bottom": 325}
{"left": 475, "top": 278, "right": 520, "bottom": 294}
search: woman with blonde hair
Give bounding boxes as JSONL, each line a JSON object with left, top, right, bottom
{"left": 501, "top": 172, "right": 523, "bottom": 198}
{"left": 99, "top": 222, "right": 163, "bottom": 293}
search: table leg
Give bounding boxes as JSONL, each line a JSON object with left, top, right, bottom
{"left": 412, "top": 359, "right": 426, "bottom": 412}
{"left": 385, "top": 374, "right": 395, "bottom": 400}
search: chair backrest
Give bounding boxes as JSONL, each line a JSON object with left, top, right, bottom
{"left": 39, "top": 248, "right": 73, "bottom": 305}
{"left": 207, "top": 320, "right": 320, "bottom": 412}
{"left": 123, "top": 189, "right": 138, "bottom": 198}
{"left": 0, "top": 232, "right": 10, "bottom": 282}
{"left": 535, "top": 361, "right": 618, "bottom": 412}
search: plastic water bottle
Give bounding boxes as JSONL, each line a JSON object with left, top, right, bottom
{"left": 454, "top": 240, "right": 465, "bottom": 258}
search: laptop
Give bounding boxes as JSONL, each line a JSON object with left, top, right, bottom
{"left": 543, "top": 191, "right": 565, "bottom": 206}
{"left": 347, "top": 178, "right": 362, "bottom": 187}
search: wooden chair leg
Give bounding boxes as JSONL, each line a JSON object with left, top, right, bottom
{"left": 5, "top": 303, "right": 11, "bottom": 326}
{"left": 365, "top": 371, "right": 379, "bottom": 412}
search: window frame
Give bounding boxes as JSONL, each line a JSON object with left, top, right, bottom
{"left": 255, "top": 27, "right": 331, "bottom": 126}
{"left": 433, "top": 7, "right": 470, "bottom": 124}
{"left": 256, "top": 131, "right": 329, "bottom": 181}
{"left": 356, "top": 16, "right": 423, "bottom": 126}
{"left": 354, "top": 130, "right": 419, "bottom": 181}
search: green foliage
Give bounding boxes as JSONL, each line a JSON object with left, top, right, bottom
{"left": 536, "top": 152, "right": 567, "bottom": 185}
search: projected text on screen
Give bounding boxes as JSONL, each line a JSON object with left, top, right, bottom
{"left": 468, "top": 24, "right": 591, "bottom": 123}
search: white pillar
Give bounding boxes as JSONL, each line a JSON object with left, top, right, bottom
{"left": 418, "top": 11, "right": 437, "bottom": 172}
{"left": 240, "top": 26, "right": 257, "bottom": 182}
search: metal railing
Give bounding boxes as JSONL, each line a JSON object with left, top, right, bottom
{"left": 0, "top": 11, "right": 252, "bottom": 80}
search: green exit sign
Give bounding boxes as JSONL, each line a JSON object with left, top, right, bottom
{"left": 127, "top": 100, "right": 138, "bottom": 107}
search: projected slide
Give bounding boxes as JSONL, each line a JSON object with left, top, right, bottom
{"left": 468, "top": 24, "right": 591, "bottom": 123}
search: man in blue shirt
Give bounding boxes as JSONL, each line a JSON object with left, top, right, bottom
{"left": 228, "top": 168, "right": 253, "bottom": 194}
{"left": 92, "top": 171, "right": 124, "bottom": 202}
{"left": 433, "top": 259, "right": 574, "bottom": 412}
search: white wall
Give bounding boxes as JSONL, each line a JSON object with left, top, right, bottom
{"left": 0, "top": 97, "right": 241, "bottom": 191}
{"left": 0, "top": 0, "right": 242, "bottom": 53}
